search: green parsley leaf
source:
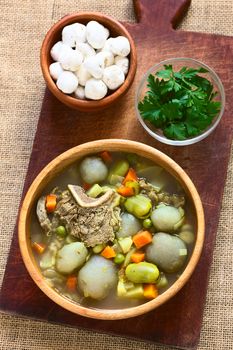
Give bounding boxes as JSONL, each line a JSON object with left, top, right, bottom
{"left": 164, "top": 123, "right": 187, "bottom": 140}
{"left": 160, "top": 102, "right": 183, "bottom": 122}
{"left": 138, "top": 64, "right": 221, "bottom": 140}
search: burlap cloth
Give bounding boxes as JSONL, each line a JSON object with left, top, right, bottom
{"left": 0, "top": 1, "right": 232, "bottom": 349}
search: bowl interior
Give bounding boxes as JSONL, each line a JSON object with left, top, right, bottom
{"left": 136, "top": 58, "right": 225, "bottom": 146}
{"left": 41, "top": 13, "right": 137, "bottom": 110}
{"left": 19, "top": 140, "right": 204, "bottom": 320}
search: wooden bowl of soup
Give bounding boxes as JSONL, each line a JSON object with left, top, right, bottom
{"left": 40, "top": 13, "right": 137, "bottom": 111}
{"left": 18, "top": 139, "right": 204, "bottom": 320}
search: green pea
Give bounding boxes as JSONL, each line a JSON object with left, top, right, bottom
{"left": 56, "top": 226, "right": 67, "bottom": 237}
{"left": 143, "top": 218, "right": 152, "bottom": 229}
{"left": 125, "top": 262, "right": 159, "bottom": 284}
{"left": 114, "top": 253, "right": 125, "bottom": 265}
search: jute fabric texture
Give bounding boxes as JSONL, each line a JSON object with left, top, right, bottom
{"left": 0, "top": 1, "right": 232, "bottom": 349}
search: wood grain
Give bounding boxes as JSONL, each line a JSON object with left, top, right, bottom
{"left": 1, "top": 0, "right": 233, "bottom": 348}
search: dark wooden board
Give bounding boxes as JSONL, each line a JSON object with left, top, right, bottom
{"left": 1, "top": 0, "right": 233, "bottom": 348}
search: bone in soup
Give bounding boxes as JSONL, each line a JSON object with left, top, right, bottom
{"left": 31, "top": 151, "right": 196, "bottom": 309}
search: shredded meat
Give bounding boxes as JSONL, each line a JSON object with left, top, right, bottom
{"left": 139, "top": 179, "right": 159, "bottom": 204}
{"left": 36, "top": 196, "right": 52, "bottom": 233}
{"left": 139, "top": 179, "right": 185, "bottom": 207}
{"left": 54, "top": 190, "right": 121, "bottom": 247}
{"left": 157, "top": 192, "right": 185, "bottom": 208}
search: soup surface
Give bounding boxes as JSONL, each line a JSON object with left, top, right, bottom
{"left": 31, "top": 152, "right": 196, "bottom": 309}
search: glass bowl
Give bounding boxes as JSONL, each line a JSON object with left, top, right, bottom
{"left": 135, "top": 58, "right": 225, "bottom": 146}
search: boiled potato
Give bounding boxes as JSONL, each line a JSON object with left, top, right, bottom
{"left": 80, "top": 157, "right": 108, "bottom": 184}
{"left": 78, "top": 255, "right": 117, "bottom": 299}
{"left": 151, "top": 205, "right": 184, "bottom": 232}
{"left": 146, "top": 232, "right": 187, "bottom": 273}
{"left": 116, "top": 213, "right": 141, "bottom": 238}
{"left": 56, "top": 242, "right": 88, "bottom": 274}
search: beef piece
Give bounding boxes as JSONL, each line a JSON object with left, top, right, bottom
{"left": 36, "top": 196, "right": 52, "bottom": 233}
{"left": 139, "top": 179, "right": 159, "bottom": 204}
{"left": 139, "top": 179, "right": 185, "bottom": 208}
{"left": 54, "top": 190, "right": 121, "bottom": 247}
{"left": 157, "top": 192, "right": 185, "bottom": 208}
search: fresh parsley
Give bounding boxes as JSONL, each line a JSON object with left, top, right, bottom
{"left": 138, "top": 65, "right": 221, "bottom": 140}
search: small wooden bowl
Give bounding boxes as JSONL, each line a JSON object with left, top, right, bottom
{"left": 18, "top": 139, "right": 205, "bottom": 320}
{"left": 40, "top": 13, "right": 137, "bottom": 112}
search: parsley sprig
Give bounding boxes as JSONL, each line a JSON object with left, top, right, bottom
{"left": 138, "top": 65, "right": 221, "bottom": 140}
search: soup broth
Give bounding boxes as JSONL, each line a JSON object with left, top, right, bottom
{"left": 30, "top": 152, "right": 196, "bottom": 309}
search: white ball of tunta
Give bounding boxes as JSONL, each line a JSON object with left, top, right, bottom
{"left": 75, "top": 42, "right": 95, "bottom": 59}
{"left": 74, "top": 86, "right": 85, "bottom": 99}
{"left": 50, "top": 41, "right": 68, "bottom": 62}
{"left": 110, "top": 36, "right": 130, "bottom": 57}
{"left": 85, "top": 78, "right": 108, "bottom": 100}
{"left": 62, "top": 23, "right": 86, "bottom": 47}
{"left": 75, "top": 64, "right": 91, "bottom": 86}
{"left": 86, "top": 21, "right": 109, "bottom": 49}
{"left": 59, "top": 47, "right": 83, "bottom": 71}
{"left": 84, "top": 55, "right": 104, "bottom": 79}
{"left": 114, "top": 56, "right": 129, "bottom": 75}
{"left": 96, "top": 51, "right": 114, "bottom": 68}
{"left": 49, "top": 62, "right": 64, "bottom": 80}
{"left": 56, "top": 71, "right": 79, "bottom": 94}
{"left": 103, "top": 65, "right": 125, "bottom": 90}
{"left": 99, "top": 38, "right": 114, "bottom": 53}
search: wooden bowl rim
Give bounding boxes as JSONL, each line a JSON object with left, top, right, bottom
{"left": 40, "top": 12, "right": 137, "bottom": 110}
{"left": 18, "top": 139, "right": 205, "bottom": 320}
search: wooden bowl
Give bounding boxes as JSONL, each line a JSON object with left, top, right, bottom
{"left": 18, "top": 139, "right": 205, "bottom": 320}
{"left": 40, "top": 13, "right": 137, "bottom": 112}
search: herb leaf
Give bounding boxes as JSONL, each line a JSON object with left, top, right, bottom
{"left": 164, "top": 123, "right": 187, "bottom": 140}
{"left": 138, "top": 64, "right": 221, "bottom": 140}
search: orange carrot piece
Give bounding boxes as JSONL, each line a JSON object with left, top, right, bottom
{"left": 66, "top": 275, "right": 77, "bottom": 292}
{"left": 83, "top": 182, "right": 91, "bottom": 191}
{"left": 117, "top": 186, "right": 134, "bottom": 197}
{"left": 100, "top": 151, "right": 112, "bottom": 163}
{"left": 46, "top": 194, "right": 57, "bottom": 213}
{"left": 131, "top": 251, "right": 145, "bottom": 263}
{"left": 132, "top": 231, "right": 153, "bottom": 249}
{"left": 123, "top": 168, "right": 138, "bottom": 185}
{"left": 101, "top": 246, "right": 116, "bottom": 259}
{"left": 32, "top": 242, "right": 46, "bottom": 254}
{"left": 143, "top": 284, "right": 159, "bottom": 299}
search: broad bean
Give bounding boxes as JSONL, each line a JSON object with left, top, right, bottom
{"left": 124, "top": 195, "right": 152, "bottom": 219}
{"left": 125, "top": 262, "right": 159, "bottom": 283}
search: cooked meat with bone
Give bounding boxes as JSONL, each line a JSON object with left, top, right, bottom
{"left": 54, "top": 186, "right": 121, "bottom": 247}
{"left": 68, "top": 184, "right": 113, "bottom": 207}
